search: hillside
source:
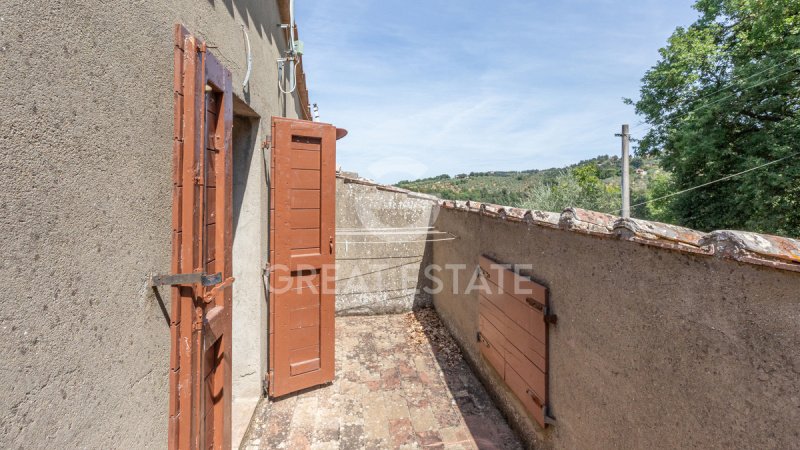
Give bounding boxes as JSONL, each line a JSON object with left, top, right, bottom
{"left": 396, "top": 155, "right": 670, "bottom": 218}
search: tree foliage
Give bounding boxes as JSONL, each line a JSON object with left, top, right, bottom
{"left": 521, "top": 165, "right": 622, "bottom": 213}
{"left": 630, "top": 0, "right": 800, "bottom": 236}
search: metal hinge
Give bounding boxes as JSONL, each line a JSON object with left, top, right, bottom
{"left": 543, "top": 406, "right": 556, "bottom": 426}
{"left": 263, "top": 370, "right": 274, "bottom": 395}
{"left": 525, "top": 298, "right": 558, "bottom": 325}
{"left": 526, "top": 392, "right": 557, "bottom": 427}
{"left": 544, "top": 307, "right": 558, "bottom": 325}
{"left": 203, "top": 277, "right": 235, "bottom": 303}
{"left": 150, "top": 272, "right": 222, "bottom": 287}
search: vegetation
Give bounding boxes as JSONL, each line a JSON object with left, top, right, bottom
{"left": 396, "top": 156, "right": 671, "bottom": 220}
{"left": 630, "top": 0, "right": 800, "bottom": 236}
{"left": 399, "top": 1, "right": 800, "bottom": 238}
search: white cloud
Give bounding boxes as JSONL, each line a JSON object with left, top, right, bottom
{"left": 296, "top": 0, "right": 697, "bottom": 183}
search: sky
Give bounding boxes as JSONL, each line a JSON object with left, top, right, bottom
{"left": 294, "top": 0, "right": 698, "bottom": 184}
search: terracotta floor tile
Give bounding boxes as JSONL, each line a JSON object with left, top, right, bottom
{"left": 241, "top": 311, "right": 522, "bottom": 450}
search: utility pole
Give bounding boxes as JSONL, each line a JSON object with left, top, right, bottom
{"left": 616, "top": 124, "right": 631, "bottom": 218}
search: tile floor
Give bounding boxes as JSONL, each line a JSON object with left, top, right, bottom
{"left": 241, "top": 310, "right": 522, "bottom": 449}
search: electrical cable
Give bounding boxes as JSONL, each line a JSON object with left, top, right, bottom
{"left": 680, "top": 55, "right": 798, "bottom": 112}
{"left": 630, "top": 58, "right": 800, "bottom": 136}
{"left": 288, "top": 0, "right": 296, "bottom": 55}
{"left": 608, "top": 151, "right": 800, "bottom": 214}
{"left": 242, "top": 25, "right": 252, "bottom": 88}
{"left": 278, "top": 59, "right": 299, "bottom": 95}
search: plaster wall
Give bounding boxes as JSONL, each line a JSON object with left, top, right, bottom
{"left": 230, "top": 113, "right": 269, "bottom": 447}
{"left": 335, "top": 178, "right": 438, "bottom": 315}
{"left": 0, "top": 1, "right": 302, "bottom": 447}
{"left": 432, "top": 208, "right": 800, "bottom": 449}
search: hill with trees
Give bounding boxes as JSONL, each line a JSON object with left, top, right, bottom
{"left": 400, "top": 0, "right": 800, "bottom": 238}
{"left": 396, "top": 155, "right": 673, "bottom": 221}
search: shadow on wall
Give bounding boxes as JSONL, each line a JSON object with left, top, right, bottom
{"left": 206, "top": 0, "right": 280, "bottom": 43}
{"left": 232, "top": 113, "right": 259, "bottom": 238}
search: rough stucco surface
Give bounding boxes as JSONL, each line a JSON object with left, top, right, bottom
{"left": 231, "top": 115, "right": 269, "bottom": 448}
{"left": 0, "top": 1, "right": 302, "bottom": 448}
{"left": 431, "top": 209, "right": 800, "bottom": 449}
{"left": 335, "top": 178, "right": 438, "bottom": 315}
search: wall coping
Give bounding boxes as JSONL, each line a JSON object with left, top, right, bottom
{"left": 335, "top": 173, "right": 800, "bottom": 273}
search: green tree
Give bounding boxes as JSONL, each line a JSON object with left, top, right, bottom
{"left": 630, "top": 0, "right": 800, "bottom": 236}
{"left": 521, "top": 166, "right": 622, "bottom": 213}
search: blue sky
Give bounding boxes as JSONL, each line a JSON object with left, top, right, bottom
{"left": 295, "top": 0, "right": 698, "bottom": 184}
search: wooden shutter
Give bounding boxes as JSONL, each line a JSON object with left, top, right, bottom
{"left": 477, "top": 255, "right": 555, "bottom": 428}
{"left": 170, "top": 25, "right": 234, "bottom": 450}
{"left": 268, "top": 117, "right": 337, "bottom": 397}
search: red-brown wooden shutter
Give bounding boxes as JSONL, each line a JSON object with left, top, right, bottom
{"left": 477, "top": 255, "right": 555, "bottom": 428}
{"left": 170, "top": 24, "right": 234, "bottom": 450}
{"left": 268, "top": 117, "right": 337, "bottom": 397}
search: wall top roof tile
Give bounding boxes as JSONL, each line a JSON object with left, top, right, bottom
{"left": 336, "top": 172, "right": 800, "bottom": 273}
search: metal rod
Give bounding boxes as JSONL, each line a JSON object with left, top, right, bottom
{"left": 335, "top": 230, "right": 450, "bottom": 236}
{"left": 338, "top": 236, "right": 458, "bottom": 245}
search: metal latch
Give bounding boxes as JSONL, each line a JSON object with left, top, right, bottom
{"left": 150, "top": 272, "right": 223, "bottom": 287}
{"left": 203, "top": 277, "right": 235, "bottom": 303}
{"left": 525, "top": 298, "right": 558, "bottom": 325}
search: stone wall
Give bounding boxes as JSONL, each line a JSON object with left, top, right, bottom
{"left": 431, "top": 204, "right": 800, "bottom": 449}
{"left": 335, "top": 175, "right": 439, "bottom": 315}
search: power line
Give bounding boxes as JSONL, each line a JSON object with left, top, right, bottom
{"left": 629, "top": 56, "right": 800, "bottom": 136}
{"left": 609, "top": 152, "right": 800, "bottom": 214}
{"left": 682, "top": 55, "right": 798, "bottom": 109}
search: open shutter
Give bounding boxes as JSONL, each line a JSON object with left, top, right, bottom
{"left": 170, "top": 24, "right": 234, "bottom": 450}
{"left": 268, "top": 117, "right": 337, "bottom": 397}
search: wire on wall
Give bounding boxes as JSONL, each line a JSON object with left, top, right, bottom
{"left": 242, "top": 25, "right": 252, "bottom": 88}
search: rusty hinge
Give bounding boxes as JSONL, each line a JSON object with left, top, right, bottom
{"left": 543, "top": 406, "right": 556, "bottom": 426}
{"left": 526, "top": 388, "right": 544, "bottom": 408}
{"left": 263, "top": 370, "right": 274, "bottom": 395}
{"left": 526, "top": 390, "right": 556, "bottom": 426}
{"left": 525, "top": 298, "right": 558, "bottom": 325}
{"left": 150, "top": 271, "right": 222, "bottom": 287}
{"left": 203, "top": 277, "right": 235, "bottom": 303}
{"left": 476, "top": 332, "right": 491, "bottom": 348}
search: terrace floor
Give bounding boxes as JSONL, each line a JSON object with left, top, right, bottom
{"left": 241, "top": 310, "right": 522, "bottom": 449}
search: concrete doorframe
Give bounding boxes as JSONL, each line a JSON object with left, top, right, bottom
{"left": 230, "top": 98, "right": 268, "bottom": 448}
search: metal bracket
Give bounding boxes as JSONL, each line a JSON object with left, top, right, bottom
{"left": 203, "top": 277, "right": 235, "bottom": 303}
{"left": 543, "top": 406, "right": 557, "bottom": 426}
{"left": 150, "top": 272, "right": 222, "bottom": 287}
{"left": 543, "top": 306, "right": 558, "bottom": 325}
{"left": 526, "top": 388, "right": 545, "bottom": 408}
{"left": 526, "top": 298, "right": 558, "bottom": 325}
{"left": 264, "top": 370, "right": 274, "bottom": 396}
{"left": 525, "top": 297, "right": 544, "bottom": 311}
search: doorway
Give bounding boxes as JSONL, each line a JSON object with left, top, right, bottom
{"left": 230, "top": 102, "right": 268, "bottom": 447}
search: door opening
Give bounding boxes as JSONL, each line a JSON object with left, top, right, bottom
{"left": 230, "top": 103, "right": 268, "bottom": 448}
